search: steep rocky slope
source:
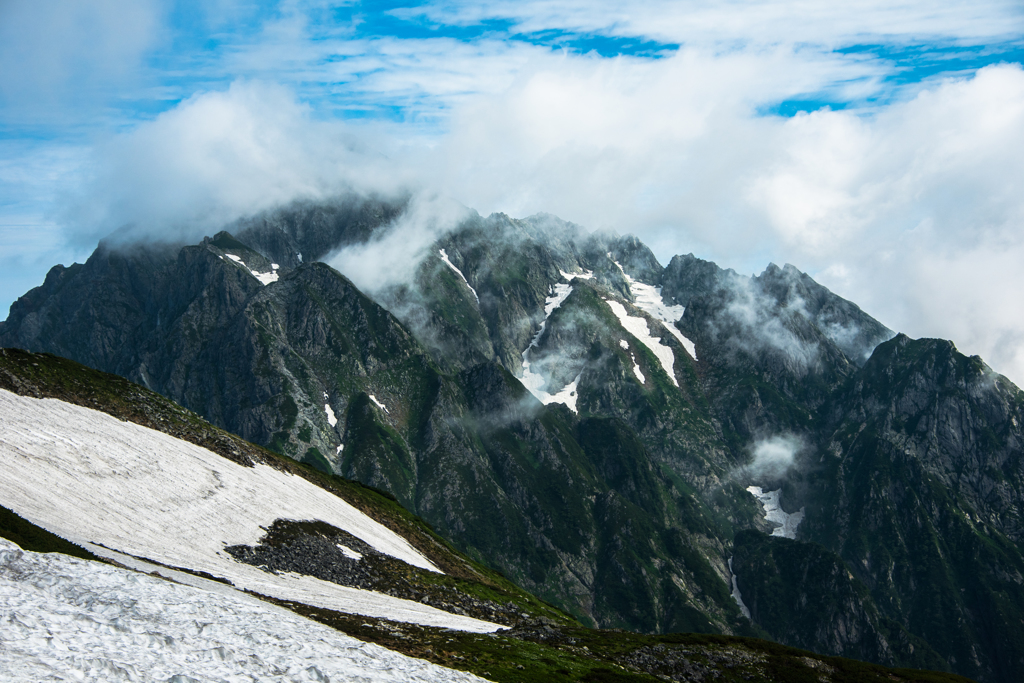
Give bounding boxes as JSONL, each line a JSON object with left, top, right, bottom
{"left": 0, "top": 349, "right": 975, "bottom": 683}
{"left": 3, "top": 195, "right": 1023, "bottom": 681}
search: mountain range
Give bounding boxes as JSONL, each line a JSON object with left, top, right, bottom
{"left": 2, "top": 193, "right": 1023, "bottom": 682}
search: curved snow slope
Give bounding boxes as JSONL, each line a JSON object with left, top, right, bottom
{"left": 0, "top": 390, "right": 502, "bottom": 633}
{"left": 0, "top": 539, "right": 488, "bottom": 682}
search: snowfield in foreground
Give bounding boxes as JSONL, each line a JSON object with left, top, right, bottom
{"left": 0, "top": 538, "right": 490, "bottom": 683}
{"left": 0, "top": 390, "right": 502, "bottom": 633}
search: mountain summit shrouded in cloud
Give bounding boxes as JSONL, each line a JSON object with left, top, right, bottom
{"left": 1, "top": 0, "right": 1024, "bottom": 385}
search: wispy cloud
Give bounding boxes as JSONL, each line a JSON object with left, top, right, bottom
{"left": 400, "top": 0, "right": 1024, "bottom": 46}
{"left": 0, "top": 0, "right": 163, "bottom": 126}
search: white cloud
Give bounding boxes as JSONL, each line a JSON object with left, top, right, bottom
{"left": 55, "top": 55, "right": 1024, "bottom": 388}
{"left": 402, "top": 0, "right": 1024, "bottom": 47}
{"left": 753, "top": 65, "right": 1024, "bottom": 382}
{"left": 403, "top": 57, "right": 1024, "bottom": 385}
{"left": 739, "top": 434, "right": 803, "bottom": 481}
{"left": 64, "top": 81, "right": 413, "bottom": 245}
{"left": 326, "top": 192, "right": 474, "bottom": 293}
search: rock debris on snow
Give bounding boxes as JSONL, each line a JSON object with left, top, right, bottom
{"left": 0, "top": 390, "right": 503, "bottom": 633}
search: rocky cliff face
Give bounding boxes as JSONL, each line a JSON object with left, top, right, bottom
{"left": 3, "top": 195, "right": 1023, "bottom": 682}
{"left": 798, "top": 335, "right": 1024, "bottom": 683}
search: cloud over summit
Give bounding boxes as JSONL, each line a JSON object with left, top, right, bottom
{"left": 3, "top": 0, "right": 1024, "bottom": 387}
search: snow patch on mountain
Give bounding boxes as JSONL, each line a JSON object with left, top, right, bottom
{"left": 225, "top": 253, "right": 280, "bottom": 285}
{"left": 521, "top": 280, "right": 580, "bottom": 412}
{"left": 543, "top": 283, "right": 574, "bottom": 318}
{"left": 252, "top": 269, "right": 280, "bottom": 286}
{"left": 620, "top": 340, "right": 645, "bottom": 384}
{"left": 323, "top": 393, "right": 338, "bottom": 427}
{"left": 520, "top": 362, "right": 581, "bottom": 414}
{"left": 547, "top": 373, "right": 581, "bottom": 413}
{"left": 560, "top": 268, "right": 594, "bottom": 281}
{"left": 369, "top": 394, "right": 390, "bottom": 413}
{"left": 0, "top": 390, "right": 504, "bottom": 632}
{"left": 0, "top": 538, "right": 489, "bottom": 682}
{"left": 612, "top": 262, "right": 698, "bottom": 361}
{"left": 338, "top": 544, "right": 364, "bottom": 561}
{"left": 632, "top": 359, "right": 645, "bottom": 384}
{"left": 439, "top": 249, "right": 479, "bottom": 303}
{"left": 746, "top": 486, "right": 805, "bottom": 539}
{"left": 605, "top": 300, "right": 679, "bottom": 387}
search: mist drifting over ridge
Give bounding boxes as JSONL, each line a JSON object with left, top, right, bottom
{"left": 2, "top": 1, "right": 1024, "bottom": 386}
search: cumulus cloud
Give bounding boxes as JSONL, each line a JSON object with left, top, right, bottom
{"left": 751, "top": 65, "right": 1024, "bottom": 383}
{"left": 64, "top": 81, "right": 415, "bottom": 247}
{"left": 55, "top": 58, "right": 1024, "bottom": 388}
{"left": 740, "top": 434, "right": 804, "bottom": 481}
{"left": 411, "top": 60, "right": 1024, "bottom": 385}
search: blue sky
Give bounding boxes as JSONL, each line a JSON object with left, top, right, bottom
{"left": 2, "top": 0, "right": 1024, "bottom": 381}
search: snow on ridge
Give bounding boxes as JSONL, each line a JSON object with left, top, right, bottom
{"left": 612, "top": 261, "right": 698, "bottom": 362}
{"left": 605, "top": 299, "right": 678, "bottom": 388}
{"left": 439, "top": 249, "right": 479, "bottom": 303}
{"left": 224, "top": 252, "right": 280, "bottom": 286}
{"left": 0, "top": 538, "right": 491, "bottom": 681}
{"left": 369, "top": 394, "right": 390, "bottom": 413}
{"left": 0, "top": 390, "right": 505, "bottom": 633}
{"left": 746, "top": 486, "right": 804, "bottom": 539}
{"left": 560, "top": 268, "right": 594, "bottom": 280}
